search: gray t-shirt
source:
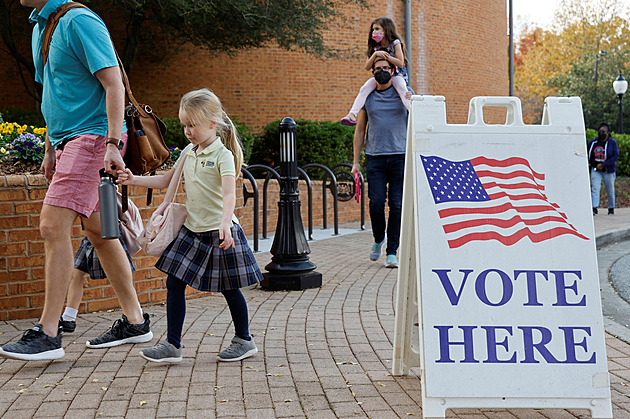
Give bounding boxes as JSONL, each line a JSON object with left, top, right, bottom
{"left": 364, "top": 86, "right": 408, "bottom": 156}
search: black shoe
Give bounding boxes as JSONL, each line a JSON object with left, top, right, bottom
{"left": 609, "top": 208, "right": 615, "bottom": 215}
{"left": 59, "top": 317, "right": 76, "bottom": 333}
{"left": 593, "top": 207, "right": 598, "bottom": 215}
{"left": 86, "top": 312, "right": 153, "bottom": 348}
{"left": 0, "top": 324, "right": 64, "bottom": 361}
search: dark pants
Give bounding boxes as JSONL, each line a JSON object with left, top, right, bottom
{"left": 166, "top": 275, "right": 250, "bottom": 348}
{"left": 366, "top": 154, "right": 405, "bottom": 256}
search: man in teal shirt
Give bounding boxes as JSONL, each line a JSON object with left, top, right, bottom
{"left": 0, "top": 0, "right": 152, "bottom": 361}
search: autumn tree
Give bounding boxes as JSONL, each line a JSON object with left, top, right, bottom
{"left": 515, "top": 0, "right": 630, "bottom": 130}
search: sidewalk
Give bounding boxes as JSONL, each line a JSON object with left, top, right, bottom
{"left": 1, "top": 211, "right": 630, "bottom": 418}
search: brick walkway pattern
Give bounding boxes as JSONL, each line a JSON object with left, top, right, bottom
{"left": 1, "top": 213, "right": 630, "bottom": 418}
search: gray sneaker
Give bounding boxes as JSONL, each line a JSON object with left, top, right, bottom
{"left": 218, "top": 336, "right": 258, "bottom": 362}
{"left": 140, "top": 341, "right": 182, "bottom": 363}
{"left": 385, "top": 254, "right": 399, "bottom": 268}
{"left": 369, "top": 240, "right": 385, "bottom": 261}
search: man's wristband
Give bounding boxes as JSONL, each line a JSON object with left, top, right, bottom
{"left": 106, "top": 138, "right": 123, "bottom": 150}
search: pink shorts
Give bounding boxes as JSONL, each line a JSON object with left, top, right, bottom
{"left": 44, "top": 132, "right": 127, "bottom": 218}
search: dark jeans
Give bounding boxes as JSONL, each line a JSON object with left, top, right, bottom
{"left": 166, "top": 275, "right": 250, "bottom": 348}
{"left": 366, "top": 154, "right": 405, "bottom": 256}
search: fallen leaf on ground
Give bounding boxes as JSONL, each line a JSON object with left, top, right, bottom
{"left": 140, "top": 401, "right": 147, "bottom": 406}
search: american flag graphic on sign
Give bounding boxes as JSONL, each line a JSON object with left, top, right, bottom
{"left": 420, "top": 155, "right": 588, "bottom": 248}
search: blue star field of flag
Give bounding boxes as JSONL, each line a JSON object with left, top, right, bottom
{"left": 421, "top": 156, "right": 490, "bottom": 204}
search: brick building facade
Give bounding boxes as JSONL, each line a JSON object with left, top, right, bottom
{"left": 0, "top": 1, "right": 508, "bottom": 319}
{"left": 0, "top": 0, "right": 508, "bottom": 129}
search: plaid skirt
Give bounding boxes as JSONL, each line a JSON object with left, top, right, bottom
{"left": 155, "top": 224, "right": 262, "bottom": 292}
{"left": 74, "top": 234, "right": 135, "bottom": 280}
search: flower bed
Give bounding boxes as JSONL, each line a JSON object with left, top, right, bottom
{"left": 0, "top": 122, "right": 47, "bottom": 166}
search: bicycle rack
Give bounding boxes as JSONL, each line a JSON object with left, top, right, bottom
{"left": 244, "top": 165, "right": 280, "bottom": 240}
{"left": 302, "top": 163, "right": 339, "bottom": 235}
{"left": 240, "top": 167, "right": 259, "bottom": 252}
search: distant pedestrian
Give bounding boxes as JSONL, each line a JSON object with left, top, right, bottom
{"left": 117, "top": 88, "right": 262, "bottom": 363}
{"left": 351, "top": 57, "right": 409, "bottom": 269}
{"left": 588, "top": 122, "right": 619, "bottom": 215}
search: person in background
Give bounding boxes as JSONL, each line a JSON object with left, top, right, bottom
{"left": 351, "top": 57, "right": 409, "bottom": 269}
{"left": 588, "top": 122, "right": 619, "bottom": 215}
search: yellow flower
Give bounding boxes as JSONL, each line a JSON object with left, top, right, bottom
{"left": 17, "top": 128, "right": 23, "bottom": 135}
{"left": 0, "top": 147, "right": 6, "bottom": 154}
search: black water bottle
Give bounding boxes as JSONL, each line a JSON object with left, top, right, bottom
{"left": 98, "top": 168, "right": 119, "bottom": 239}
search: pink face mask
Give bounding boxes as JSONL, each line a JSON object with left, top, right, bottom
{"left": 371, "top": 32, "right": 384, "bottom": 43}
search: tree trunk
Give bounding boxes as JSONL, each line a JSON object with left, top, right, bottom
{"left": 120, "top": 10, "right": 146, "bottom": 74}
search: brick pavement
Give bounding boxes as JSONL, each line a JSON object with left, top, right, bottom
{"left": 0, "top": 210, "right": 630, "bottom": 418}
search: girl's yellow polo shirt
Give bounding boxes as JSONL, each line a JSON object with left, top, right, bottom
{"left": 179, "top": 139, "right": 239, "bottom": 233}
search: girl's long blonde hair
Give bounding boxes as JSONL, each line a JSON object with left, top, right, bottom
{"left": 179, "top": 88, "right": 243, "bottom": 171}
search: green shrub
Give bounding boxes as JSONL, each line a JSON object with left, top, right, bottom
{"left": 0, "top": 107, "right": 45, "bottom": 127}
{"left": 161, "top": 117, "right": 254, "bottom": 164}
{"left": 248, "top": 119, "right": 355, "bottom": 176}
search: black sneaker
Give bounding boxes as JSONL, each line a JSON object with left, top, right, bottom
{"left": 86, "top": 313, "right": 153, "bottom": 348}
{"left": 593, "top": 207, "right": 598, "bottom": 215}
{"left": 0, "top": 324, "right": 64, "bottom": 361}
{"left": 609, "top": 208, "right": 615, "bottom": 215}
{"left": 59, "top": 317, "right": 76, "bottom": 333}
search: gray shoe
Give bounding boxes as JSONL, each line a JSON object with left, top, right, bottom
{"left": 385, "top": 254, "right": 399, "bottom": 268}
{"left": 369, "top": 240, "right": 385, "bottom": 261}
{"left": 218, "top": 336, "right": 257, "bottom": 362}
{"left": 140, "top": 341, "right": 182, "bottom": 363}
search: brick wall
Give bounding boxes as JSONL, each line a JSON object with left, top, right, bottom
{"left": 0, "top": 0, "right": 507, "bottom": 129}
{"left": 0, "top": 173, "right": 364, "bottom": 320}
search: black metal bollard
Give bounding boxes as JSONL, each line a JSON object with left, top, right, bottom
{"left": 260, "top": 117, "right": 322, "bottom": 290}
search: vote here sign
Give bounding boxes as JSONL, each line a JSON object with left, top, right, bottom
{"left": 404, "top": 96, "right": 611, "bottom": 416}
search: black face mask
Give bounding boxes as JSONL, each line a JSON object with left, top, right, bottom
{"left": 374, "top": 69, "right": 392, "bottom": 84}
{"left": 598, "top": 131, "right": 607, "bottom": 140}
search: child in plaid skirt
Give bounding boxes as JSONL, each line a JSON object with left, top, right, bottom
{"left": 117, "top": 88, "right": 262, "bottom": 363}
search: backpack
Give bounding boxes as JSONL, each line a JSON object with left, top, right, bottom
{"left": 42, "top": 1, "right": 170, "bottom": 211}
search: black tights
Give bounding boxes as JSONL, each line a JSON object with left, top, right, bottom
{"left": 166, "top": 275, "right": 250, "bottom": 348}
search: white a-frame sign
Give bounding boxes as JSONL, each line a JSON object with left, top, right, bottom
{"left": 392, "top": 96, "right": 612, "bottom": 418}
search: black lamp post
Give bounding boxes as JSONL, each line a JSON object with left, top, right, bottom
{"left": 261, "top": 117, "right": 322, "bottom": 291}
{"left": 613, "top": 71, "right": 628, "bottom": 134}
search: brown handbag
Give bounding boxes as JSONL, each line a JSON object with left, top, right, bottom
{"left": 42, "top": 2, "right": 170, "bottom": 211}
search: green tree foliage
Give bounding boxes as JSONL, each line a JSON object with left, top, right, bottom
{"left": 515, "top": 0, "right": 630, "bottom": 130}
{"left": 1, "top": 0, "right": 367, "bottom": 102}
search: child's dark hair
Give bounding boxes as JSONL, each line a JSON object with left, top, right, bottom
{"left": 366, "top": 17, "right": 408, "bottom": 68}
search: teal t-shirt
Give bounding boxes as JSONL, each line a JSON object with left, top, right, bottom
{"left": 29, "top": 0, "right": 124, "bottom": 147}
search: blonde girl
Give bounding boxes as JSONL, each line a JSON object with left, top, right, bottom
{"left": 341, "top": 17, "right": 410, "bottom": 126}
{"left": 117, "top": 88, "right": 262, "bottom": 363}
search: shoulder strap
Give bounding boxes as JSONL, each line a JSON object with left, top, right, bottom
{"left": 41, "top": 2, "right": 87, "bottom": 66}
